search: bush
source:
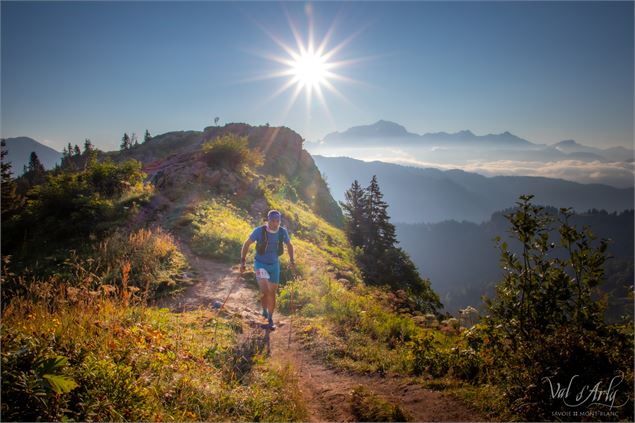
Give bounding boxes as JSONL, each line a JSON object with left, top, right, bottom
{"left": 481, "top": 195, "right": 634, "bottom": 420}
{"left": 95, "top": 227, "right": 189, "bottom": 300}
{"left": 351, "top": 385, "right": 412, "bottom": 422}
{"left": 1, "top": 335, "right": 79, "bottom": 422}
{"left": 3, "top": 159, "right": 147, "bottom": 256}
{"left": 407, "top": 332, "right": 449, "bottom": 377}
{"left": 202, "top": 134, "right": 263, "bottom": 172}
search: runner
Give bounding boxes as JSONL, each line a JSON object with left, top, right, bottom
{"left": 240, "top": 210, "right": 295, "bottom": 329}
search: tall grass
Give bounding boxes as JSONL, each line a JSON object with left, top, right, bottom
{"left": 1, "top": 295, "right": 307, "bottom": 421}
{"left": 181, "top": 198, "right": 255, "bottom": 262}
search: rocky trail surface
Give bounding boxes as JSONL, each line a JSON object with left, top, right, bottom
{"left": 160, "top": 240, "right": 485, "bottom": 422}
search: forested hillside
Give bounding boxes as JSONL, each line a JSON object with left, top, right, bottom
{"left": 397, "top": 209, "right": 634, "bottom": 320}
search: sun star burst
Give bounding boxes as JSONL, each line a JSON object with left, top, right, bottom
{"left": 250, "top": 7, "right": 367, "bottom": 122}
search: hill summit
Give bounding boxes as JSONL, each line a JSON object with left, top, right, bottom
{"left": 110, "top": 123, "right": 343, "bottom": 227}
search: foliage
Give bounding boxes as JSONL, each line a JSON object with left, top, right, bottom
{"left": 94, "top": 227, "right": 189, "bottom": 299}
{"left": 120, "top": 132, "right": 132, "bottom": 150}
{"left": 2, "top": 227, "right": 188, "bottom": 306}
{"left": 59, "top": 140, "right": 96, "bottom": 172}
{"left": 180, "top": 197, "right": 255, "bottom": 262}
{"left": 1, "top": 294, "right": 307, "bottom": 422}
{"left": 351, "top": 385, "right": 412, "bottom": 422}
{"left": 479, "top": 195, "right": 634, "bottom": 421}
{"left": 341, "top": 176, "right": 442, "bottom": 314}
{"left": 1, "top": 139, "right": 22, "bottom": 220}
{"left": 2, "top": 159, "right": 147, "bottom": 256}
{"left": 278, "top": 276, "right": 435, "bottom": 374}
{"left": 202, "top": 134, "right": 263, "bottom": 172}
{"left": 341, "top": 179, "right": 365, "bottom": 247}
{"left": 16, "top": 151, "right": 47, "bottom": 194}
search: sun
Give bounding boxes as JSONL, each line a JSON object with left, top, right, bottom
{"left": 290, "top": 49, "right": 329, "bottom": 89}
{"left": 247, "top": 6, "right": 367, "bottom": 121}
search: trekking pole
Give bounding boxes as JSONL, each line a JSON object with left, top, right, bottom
{"left": 219, "top": 272, "right": 241, "bottom": 312}
{"left": 213, "top": 271, "right": 241, "bottom": 340}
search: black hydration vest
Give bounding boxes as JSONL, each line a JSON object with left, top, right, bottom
{"left": 256, "top": 225, "right": 285, "bottom": 256}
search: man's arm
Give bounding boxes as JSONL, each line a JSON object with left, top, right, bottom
{"left": 240, "top": 238, "right": 254, "bottom": 272}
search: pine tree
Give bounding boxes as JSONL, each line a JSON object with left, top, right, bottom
{"left": 24, "top": 151, "right": 46, "bottom": 186}
{"left": 341, "top": 180, "right": 367, "bottom": 248}
{"left": 120, "top": 133, "right": 131, "bottom": 150}
{"left": 366, "top": 175, "right": 397, "bottom": 254}
{"left": 60, "top": 141, "right": 77, "bottom": 171}
{"left": 73, "top": 144, "right": 81, "bottom": 156}
{"left": 144, "top": 129, "right": 151, "bottom": 144}
{"left": 341, "top": 175, "right": 442, "bottom": 314}
{"left": 1, "top": 139, "right": 20, "bottom": 218}
{"left": 83, "top": 138, "right": 94, "bottom": 153}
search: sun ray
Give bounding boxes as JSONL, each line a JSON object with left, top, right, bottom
{"left": 314, "top": 83, "right": 337, "bottom": 129}
{"left": 283, "top": 6, "right": 307, "bottom": 56}
{"left": 321, "top": 22, "right": 372, "bottom": 62}
{"left": 282, "top": 82, "right": 305, "bottom": 118}
{"left": 248, "top": 6, "right": 373, "bottom": 122}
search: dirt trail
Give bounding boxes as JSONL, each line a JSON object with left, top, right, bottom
{"left": 163, "top": 241, "right": 485, "bottom": 422}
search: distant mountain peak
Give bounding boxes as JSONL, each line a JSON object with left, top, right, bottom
{"left": 3, "top": 136, "right": 62, "bottom": 173}
{"left": 554, "top": 139, "right": 579, "bottom": 147}
{"left": 345, "top": 120, "right": 410, "bottom": 137}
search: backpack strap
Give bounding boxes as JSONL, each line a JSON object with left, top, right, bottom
{"left": 257, "top": 225, "right": 268, "bottom": 255}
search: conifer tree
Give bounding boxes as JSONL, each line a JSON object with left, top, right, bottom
{"left": 73, "top": 144, "right": 81, "bottom": 156}
{"left": 144, "top": 129, "right": 151, "bottom": 144}
{"left": 341, "top": 179, "right": 367, "bottom": 248}
{"left": 341, "top": 175, "right": 441, "bottom": 313}
{"left": 120, "top": 133, "right": 131, "bottom": 150}
{"left": 24, "top": 151, "right": 46, "bottom": 186}
{"left": 1, "top": 139, "right": 20, "bottom": 217}
{"left": 83, "top": 138, "right": 94, "bottom": 153}
{"left": 366, "top": 175, "right": 397, "bottom": 254}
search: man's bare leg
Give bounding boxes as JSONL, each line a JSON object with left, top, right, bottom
{"left": 267, "top": 281, "right": 278, "bottom": 320}
{"left": 257, "top": 277, "right": 270, "bottom": 319}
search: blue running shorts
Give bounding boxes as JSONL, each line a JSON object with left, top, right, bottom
{"left": 254, "top": 260, "right": 280, "bottom": 284}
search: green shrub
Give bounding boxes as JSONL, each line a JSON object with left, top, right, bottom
{"left": 0, "top": 335, "right": 79, "bottom": 422}
{"left": 3, "top": 158, "right": 148, "bottom": 257}
{"left": 202, "top": 134, "right": 263, "bottom": 172}
{"left": 481, "top": 195, "right": 634, "bottom": 420}
{"left": 407, "top": 332, "right": 449, "bottom": 377}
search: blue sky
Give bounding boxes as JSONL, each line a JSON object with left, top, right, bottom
{"left": 2, "top": 1, "right": 633, "bottom": 152}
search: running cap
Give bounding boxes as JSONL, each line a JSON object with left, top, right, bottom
{"left": 267, "top": 210, "right": 282, "bottom": 220}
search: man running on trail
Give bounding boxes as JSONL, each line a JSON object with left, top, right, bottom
{"left": 240, "top": 210, "right": 295, "bottom": 330}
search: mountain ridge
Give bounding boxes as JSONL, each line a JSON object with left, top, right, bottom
{"left": 314, "top": 155, "right": 634, "bottom": 224}
{"left": 320, "top": 120, "right": 633, "bottom": 152}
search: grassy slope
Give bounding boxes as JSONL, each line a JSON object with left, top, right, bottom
{"left": 171, "top": 173, "right": 510, "bottom": 420}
